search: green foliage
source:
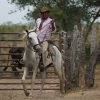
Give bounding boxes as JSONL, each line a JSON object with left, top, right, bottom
{"left": 85, "top": 0, "right": 100, "bottom": 7}
{"left": 0, "top": 23, "right": 29, "bottom": 32}
{"left": 8, "top": 0, "right": 100, "bottom": 33}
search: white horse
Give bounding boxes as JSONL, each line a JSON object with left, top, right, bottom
{"left": 21, "top": 30, "right": 65, "bottom": 96}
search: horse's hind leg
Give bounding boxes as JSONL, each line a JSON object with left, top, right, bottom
{"left": 56, "top": 69, "right": 65, "bottom": 94}
{"left": 50, "top": 45, "right": 65, "bottom": 94}
{"left": 60, "top": 79, "right": 65, "bottom": 95}
{"left": 53, "top": 56, "right": 65, "bottom": 94}
{"left": 53, "top": 61, "right": 64, "bottom": 94}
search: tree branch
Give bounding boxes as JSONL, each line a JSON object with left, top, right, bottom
{"left": 85, "top": 8, "right": 100, "bottom": 41}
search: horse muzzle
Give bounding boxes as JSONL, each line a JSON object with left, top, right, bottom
{"left": 34, "top": 45, "right": 42, "bottom": 55}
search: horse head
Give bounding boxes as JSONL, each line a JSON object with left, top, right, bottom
{"left": 23, "top": 30, "right": 42, "bottom": 54}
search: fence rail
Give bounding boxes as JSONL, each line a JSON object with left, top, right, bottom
{"left": 0, "top": 32, "right": 19, "bottom": 34}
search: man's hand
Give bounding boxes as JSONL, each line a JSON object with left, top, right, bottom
{"left": 50, "top": 19, "right": 55, "bottom": 25}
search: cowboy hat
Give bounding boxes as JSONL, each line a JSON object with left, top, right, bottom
{"left": 40, "top": 6, "right": 49, "bottom": 13}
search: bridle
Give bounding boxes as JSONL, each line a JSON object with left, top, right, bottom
{"left": 25, "top": 30, "right": 41, "bottom": 53}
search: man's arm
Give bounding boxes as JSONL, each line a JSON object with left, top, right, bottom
{"left": 50, "top": 19, "right": 56, "bottom": 32}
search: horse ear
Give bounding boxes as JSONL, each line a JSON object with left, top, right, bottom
{"left": 25, "top": 30, "right": 28, "bottom": 33}
{"left": 21, "top": 31, "right": 27, "bottom": 40}
{"left": 25, "top": 30, "right": 29, "bottom": 36}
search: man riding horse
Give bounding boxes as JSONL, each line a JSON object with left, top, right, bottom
{"left": 31, "top": 6, "right": 56, "bottom": 71}
{"left": 21, "top": 7, "right": 65, "bottom": 96}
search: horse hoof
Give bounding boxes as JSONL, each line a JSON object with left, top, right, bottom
{"left": 25, "top": 91, "right": 30, "bottom": 96}
{"left": 14, "top": 73, "right": 20, "bottom": 77}
{"left": 60, "top": 93, "right": 64, "bottom": 97}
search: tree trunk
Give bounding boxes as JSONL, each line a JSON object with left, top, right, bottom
{"left": 85, "top": 44, "right": 100, "bottom": 87}
{"left": 90, "top": 28, "right": 96, "bottom": 54}
{"left": 64, "top": 32, "right": 72, "bottom": 91}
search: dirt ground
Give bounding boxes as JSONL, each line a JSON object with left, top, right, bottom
{"left": 0, "top": 70, "right": 100, "bottom": 100}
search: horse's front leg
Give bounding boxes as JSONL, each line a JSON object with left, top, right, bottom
{"left": 40, "top": 70, "right": 46, "bottom": 94}
{"left": 30, "top": 64, "right": 38, "bottom": 96}
{"left": 22, "top": 66, "right": 29, "bottom": 96}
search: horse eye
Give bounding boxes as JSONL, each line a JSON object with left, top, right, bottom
{"left": 28, "top": 37, "right": 32, "bottom": 40}
{"left": 27, "top": 37, "right": 32, "bottom": 42}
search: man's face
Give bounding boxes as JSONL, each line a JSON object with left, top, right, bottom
{"left": 41, "top": 11, "right": 49, "bottom": 20}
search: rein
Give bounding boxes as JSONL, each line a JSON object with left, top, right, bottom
{"left": 26, "top": 40, "right": 39, "bottom": 52}
{"left": 25, "top": 36, "right": 40, "bottom": 53}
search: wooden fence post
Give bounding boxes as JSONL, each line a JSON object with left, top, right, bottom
{"left": 0, "top": 34, "right": 4, "bottom": 73}
{"left": 60, "top": 27, "right": 85, "bottom": 91}
{"left": 70, "top": 25, "right": 79, "bottom": 87}
{"left": 70, "top": 25, "right": 85, "bottom": 88}
{"left": 60, "top": 31, "right": 72, "bottom": 92}
{"left": 85, "top": 28, "right": 98, "bottom": 87}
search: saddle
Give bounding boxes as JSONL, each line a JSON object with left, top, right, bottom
{"left": 38, "top": 41, "right": 56, "bottom": 72}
